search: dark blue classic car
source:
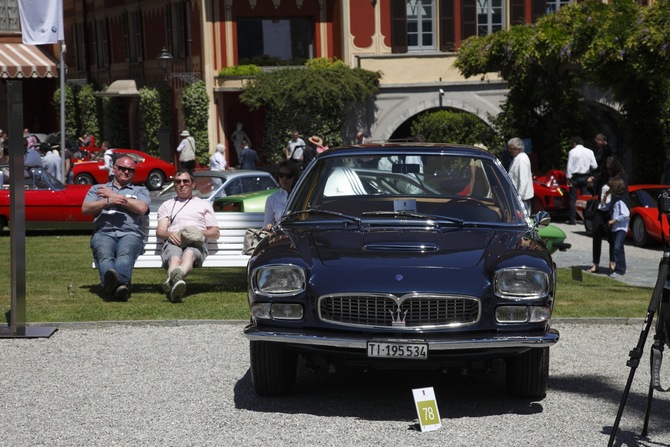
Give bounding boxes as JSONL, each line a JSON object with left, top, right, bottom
{"left": 244, "top": 144, "right": 559, "bottom": 398}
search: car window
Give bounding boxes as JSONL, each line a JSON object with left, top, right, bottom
{"left": 289, "top": 153, "right": 523, "bottom": 224}
{"left": 224, "top": 178, "right": 242, "bottom": 196}
{"left": 239, "top": 175, "right": 277, "bottom": 193}
{"left": 633, "top": 188, "right": 664, "bottom": 208}
{"left": 193, "top": 176, "right": 220, "bottom": 198}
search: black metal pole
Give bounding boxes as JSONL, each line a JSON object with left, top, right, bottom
{"left": 608, "top": 250, "right": 670, "bottom": 446}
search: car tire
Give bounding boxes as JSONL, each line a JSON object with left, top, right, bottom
{"left": 146, "top": 170, "right": 165, "bottom": 191}
{"left": 250, "top": 341, "right": 298, "bottom": 396}
{"left": 74, "top": 173, "right": 95, "bottom": 185}
{"left": 632, "top": 215, "right": 649, "bottom": 247}
{"left": 506, "top": 347, "right": 549, "bottom": 399}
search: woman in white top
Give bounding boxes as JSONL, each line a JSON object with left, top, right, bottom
{"left": 263, "top": 160, "right": 300, "bottom": 230}
{"left": 210, "top": 143, "right": 227, "bottom": 171}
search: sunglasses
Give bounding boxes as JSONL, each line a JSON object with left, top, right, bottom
{"left": 174, "top": 179, "right": 192, "bottom": 185}
{"left": 115, "top": 165, "right": 135, "bottom": 173}
{"left": 278, "top": 172, "right": 294, "bottom": 179}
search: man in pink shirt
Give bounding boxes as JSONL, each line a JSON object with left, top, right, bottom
{"left": 156, "top": 170, "right": 220, "bottom": 302}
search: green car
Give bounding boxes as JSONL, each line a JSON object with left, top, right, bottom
{"left": 212, "top": 188, "right": 278, "bottom": 213}
{"left": 535, "top": 217, "right": 571, "bottom": 254}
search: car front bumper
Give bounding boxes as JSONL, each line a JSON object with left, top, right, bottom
{"left": 243, "top": 325, "right": 560, "bottom": 351}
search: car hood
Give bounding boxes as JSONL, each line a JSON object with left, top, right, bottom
{"left": 260, "top": 225, "right": 550, "bottom": 272}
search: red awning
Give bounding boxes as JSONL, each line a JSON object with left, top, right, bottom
{"left": 0, "top": 43, "right": 58, "bottom": 79}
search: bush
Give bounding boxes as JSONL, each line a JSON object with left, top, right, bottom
{"left": 218, "top": 65, "right": 262, "bottom": 77}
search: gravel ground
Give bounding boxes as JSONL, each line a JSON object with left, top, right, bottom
{"left": 1, "top": 321, "right": 669, "bottom": 447}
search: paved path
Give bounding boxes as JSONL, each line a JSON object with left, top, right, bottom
{"left": 550, "top": 221, "right": 664, "bottom": 288}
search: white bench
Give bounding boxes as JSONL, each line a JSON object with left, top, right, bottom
{"left": 92, "top": 212, "right": 264, "bottom": 269}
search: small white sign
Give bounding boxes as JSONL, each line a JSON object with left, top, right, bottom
{"left": 412, "top": 387, "right": 442, "bottom": 432}
{"left": 394, "top": 199, "right": 416, "bottom": 212}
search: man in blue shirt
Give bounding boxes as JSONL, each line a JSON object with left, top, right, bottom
{"left": 82, "top": 156, "right": 151, "bottom": 301}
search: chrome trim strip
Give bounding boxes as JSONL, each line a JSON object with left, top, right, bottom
{"left": 243, "top": 326, "right": 560, "bottom": 351}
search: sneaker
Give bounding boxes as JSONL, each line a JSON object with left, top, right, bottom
{"left": 170, "top": 279, "right": 186, "bottom": 303}
{"left": 114, "top": 284, "right": 131, "bottom": 301}
{"left": 169, "top": 266, "right": 184, "bottom": 283}
{"left": 104, "top": 269, "right": 119, "bottom": 294}
{"left": 609, "top": 272, "right": 623, "bottom": 278}
{"left": 161, "top": 276, "right": 172, "bottom": 293}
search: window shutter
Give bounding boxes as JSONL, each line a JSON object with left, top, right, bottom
{"left": 510, "top": 0, "right": 526, "bottom": 25}
{"left": 439, "top": 0, "right": 455, "bottom": 52}
{"left": 461, "top": 0, "right": 476, "bottom": 40}
{"left": 531, "top": 1, "right": 547, "bottom": 23}
{"left": 391, "top": 0, "right": 408, "bottom": 53}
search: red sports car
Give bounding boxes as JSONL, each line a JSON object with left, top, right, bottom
{"left": 0, "top": 167, "right": 93, "bottom": 230}
{"left": 532, "top": 169, "right": 570, "bottom": 213}
{"left": 576, "top": 184, "right": 670, "bottom": 246}
{"left": 72, "top": 148, "right": 175, "bottom": 190}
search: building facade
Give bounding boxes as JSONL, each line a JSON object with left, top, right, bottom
{"left": 4, "top": 0, "right": 644, "bottom": 168}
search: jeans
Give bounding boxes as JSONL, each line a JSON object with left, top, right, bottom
{"left": 612, "top": 230, "right": 627, "bottom": 274}
{"left": 592, "top": 211, "right": 614, "bottom": 265}
{"left": 91, "top": 232, "right": 144, "bottom": 287}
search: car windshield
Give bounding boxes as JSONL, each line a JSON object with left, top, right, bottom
{"left": 286, "top": 151, "right": 526, "bottom": 225}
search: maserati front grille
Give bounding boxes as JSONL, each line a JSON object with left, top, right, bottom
{"left": 318, "top": 293, "right": 480, "bottom": 329}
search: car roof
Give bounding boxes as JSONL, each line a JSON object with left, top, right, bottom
{"left": 320, "top": 143, "right": 495, "bottom": 159}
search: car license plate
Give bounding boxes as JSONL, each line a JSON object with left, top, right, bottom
{"left": 367, "top": 342, "right": 428, "bottom": 359}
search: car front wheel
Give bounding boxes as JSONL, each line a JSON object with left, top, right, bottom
{"left": 146, "top": 170, "right": 165, "bottom": 190}
{"left": 632, "top": 215, "right": 649, "bottom": 247}
{"left": 250, "top": 341, "right": 297, "bottom": 396}
{"left": 506, "top": 347, "right": 549, "bottom": 399}
{"left": 74, "top": 173, "right": 95, "bottom": 185}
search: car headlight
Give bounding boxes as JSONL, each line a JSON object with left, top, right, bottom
{"left": 494, "top": 268, "right": 549, "bottom": 299}
{"left": 252, "top": 264, "right": 306, "bottom": 297}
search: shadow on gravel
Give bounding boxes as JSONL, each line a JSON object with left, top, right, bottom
{"left": 551, "top": 374, "right": 670, "bottom": 445}
{"left": 233, "top": 363, "right": 544, "bottom": 422}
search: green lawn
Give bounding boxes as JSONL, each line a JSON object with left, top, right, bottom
{"left": 0, "top": 233, "right": 655, "bottom": 323}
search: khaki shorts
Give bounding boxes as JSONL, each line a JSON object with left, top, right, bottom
{"left": 160, "top": 240, "right": 207, "bottom": 268}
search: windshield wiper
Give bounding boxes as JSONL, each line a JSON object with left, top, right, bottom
{"left": 361, "top": 210, "right": 463, "bottom": 227}
{"left": 283, "top": 209, "right": 362, "bottom": 225}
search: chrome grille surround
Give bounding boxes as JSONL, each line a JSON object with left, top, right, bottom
{"left": 318, "top": 293, "right": 481, "bottom": 330}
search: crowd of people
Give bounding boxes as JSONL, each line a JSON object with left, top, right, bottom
{"left": 12, "top": 123, "right": 633, "bottom": 301}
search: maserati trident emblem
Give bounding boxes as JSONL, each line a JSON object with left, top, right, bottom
{"left": 389, "top": 306, "right": 407, "bottom": 327}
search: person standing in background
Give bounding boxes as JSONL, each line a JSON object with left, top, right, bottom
{"left": 285, "top": 130, "right": 305, "bottom": 164}
{"left": 176, "top": 130, "right": 196, "bottom": 172}
{"left": 355, "top": 131, "right": 367, "bottom": 144}
{"left": 507, "top": 137, "right": 534, "bottom": 216}
{"left": 606, "top": 177, "right": 630, "bottom": 278}
{"left": 566, "top": 136, "right": 598, "bottom": 225}
{"left": 210, "top": 143, "right": 227, "bottom": 172}
{"left": 99, "top": 141, "right": 114, "bottom": 182}
{"left": 239, "top": 140, "right": 260, "bottom": 170}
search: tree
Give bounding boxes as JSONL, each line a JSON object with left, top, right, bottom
{"left": 240, "top": 58, "right": 381, "bottom": 164}
{"left": 455, "top": 0, "right": 670, "bottom": 181}
{"left": 182, "top": 81, "right": 210, "bottom": 164}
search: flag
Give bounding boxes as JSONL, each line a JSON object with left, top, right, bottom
{"left": 18, "top": 0, "right": 64, "bottom": 45}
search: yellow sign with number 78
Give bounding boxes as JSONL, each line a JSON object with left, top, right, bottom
{"left": 412, "top": 387, "right": 442, "bottom": 432}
